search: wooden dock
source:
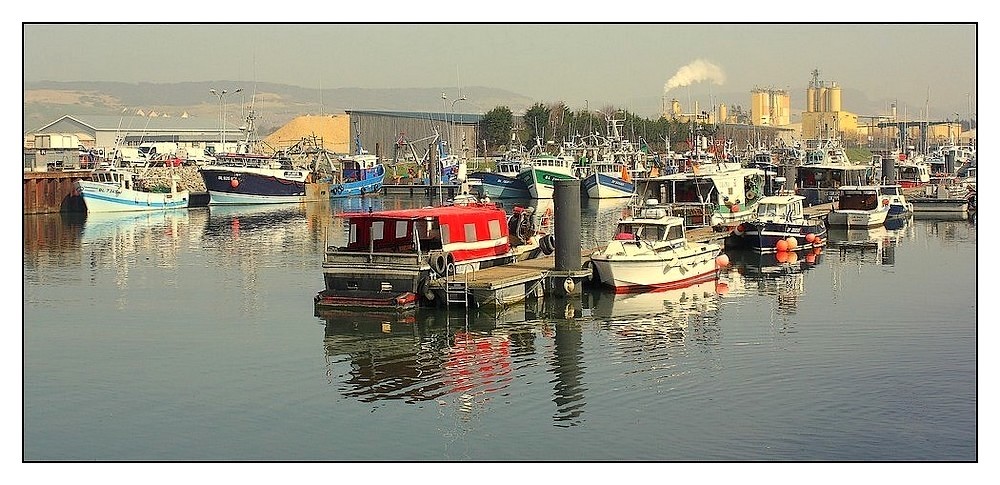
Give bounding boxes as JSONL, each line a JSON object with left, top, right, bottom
{"left": 426, "top": 200, "right": 841, "bottom": 310}
{"left": 427, "top": 248, "right": 597, "bottom": 310}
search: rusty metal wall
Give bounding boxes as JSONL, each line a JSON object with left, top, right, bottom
{"left": 23, "top": 172, "right": 88, "bottom": 214}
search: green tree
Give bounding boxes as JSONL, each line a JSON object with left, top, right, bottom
{"left": 523, "top": 103, "right": 551, "bottom": 151}
{"left": 478, "top": 106, "right": 513, "bottom": 154}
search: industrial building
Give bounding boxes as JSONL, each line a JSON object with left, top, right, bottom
{"left": 346, "top": 110, "right": 483, "bottom": 162}
{"left": 24, "top": 110, "right": 483, "bottom": 171}
{"left": 800, "top": 69, "right": 859, "bottom": 140}
{"left": 750, "top": 87, "right": 791, "bottom": 127}
{"left": 24, "top": 114, "right": 239, "bottom": 171}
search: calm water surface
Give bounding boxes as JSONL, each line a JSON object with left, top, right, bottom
{"left": 22, "top": 195, "right": 978, "bottom": 462}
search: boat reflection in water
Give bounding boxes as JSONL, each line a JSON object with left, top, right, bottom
{"left": 82, "top": 208, "right": 195, "bottom": 269}
{"left": 584, "top": 279, "right": 729, "bottom": 356}
{"left": 82, "top": 207, "right": 193, "bottom": 245}
{"left": 318, "top": 296, "right": 602, "bottom": 427}
{"left": 725, "top": 248, "right": 825, "bottom": 316}
{"left": 825, "top": 219, "right": 909, "bottom": 267}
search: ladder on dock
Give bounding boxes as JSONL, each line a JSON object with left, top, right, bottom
{"left": 445, "top": 268, "right": 470, "bottom": 308}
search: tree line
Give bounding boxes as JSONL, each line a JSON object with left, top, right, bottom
{"left": 477, "top": 102, "right": 721, "bottom": 155}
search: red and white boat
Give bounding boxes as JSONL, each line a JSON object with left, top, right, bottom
{"left": 315, "top": 201, "right": 548, "bottom": 311}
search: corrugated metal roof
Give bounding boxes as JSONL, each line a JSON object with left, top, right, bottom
{"left": 346, "top": 110, "right": 483, "bottom": 125}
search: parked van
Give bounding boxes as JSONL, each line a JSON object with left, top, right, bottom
{"left": 138, "top": 142, "right": 178, "bottom": 160}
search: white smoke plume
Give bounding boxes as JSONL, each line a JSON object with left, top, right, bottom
{"left": 663, "top": 59, "right": 726, "bottom": 94}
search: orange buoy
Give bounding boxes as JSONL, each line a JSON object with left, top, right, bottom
{"left": 813, "top": 246, "right": 823, "bottom": 255}
{"left": 775, "top": 251, "right": 790, "bottom": 263}
{"left": 716, "top": 254, "right": 730, "bottom": 268}
{"left": 786, "top": 251, "right": 799, "bottom": 264}
{"left": 786, "top": 237, "right": 798, "bottom": 250}
{"left": 231, "top": 178, "right": 239, "bottom": 188}
{"left": 805, "top": 253, "right": 817, "bottom": 264}
{"left": 805, "top": 233, "right": 816, "bottom": 243}
{"left": 776, "top": 239, "right": 789, "bottom": 252}
{"left": 715, "top": 281, "right": 729, "bottom": 295}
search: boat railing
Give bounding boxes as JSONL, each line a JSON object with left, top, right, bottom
{"left": 644, "top": 201, "right": 716, "bottom": 228}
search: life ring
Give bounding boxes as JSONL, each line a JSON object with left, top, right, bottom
{"left": 445, "top": 253, "right": 456, "bottom": 276}
{"left": 882, "top": 198, "right": 890, "bottom": 206}
{"left": 746, "top": 191, "right": 757, "bottom": 200}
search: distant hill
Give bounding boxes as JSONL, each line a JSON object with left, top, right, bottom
{"left": 23, "top": 81, "right": 537, "bottom": 135}
{"left": 23, "top": 81, "right": 950, "bottom": 136}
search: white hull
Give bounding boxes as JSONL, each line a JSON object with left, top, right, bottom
{"left": 587, "top": 180, "right": 634, "bottom": 199}
{"left": 207, "top": 190, "right": 310, "bottom": 205}
{"left": 76, "top": 180, "right": 189, "bottom": 213}
{"left": 826, "top": 208, "right": 889, "bottom": 227}
{"left": 591, "top": 243, "right": 721, "bottom": 291}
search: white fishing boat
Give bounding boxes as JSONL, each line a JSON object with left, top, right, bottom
{"left": 588, "top": 199, "right": 725, "bottom": 293}
{"left": 633, "top": 161, "right": 767, "bottom": 230}
{"left": 825, "top": 186, "right": 890, "bottom": 228}
{"left": 75, "top": 165, "right": 189, "bottom": 213}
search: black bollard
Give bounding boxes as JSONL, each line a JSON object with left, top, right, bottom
{"left": 945, "top": 151, "right": 956, "bottom": 175}
{"left": 882, "top": 156, "right": 896, "bottom": 184}
{"left": 554, "top": 179, "right": 581, "bottom": 272}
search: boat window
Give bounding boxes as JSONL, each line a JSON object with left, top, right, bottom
{"left": 839, "top": 192, "right": 877, "bottom": 210}
{"left": 666, "top": 225, "right": 684, "bottom": 241}
{"left": 758, "top": 203, "right": 779, "bottom": 216}
{"left": 395, "top": 221, "right": 408, "bottom": 239}
{"left": 461, "top": 222, "right": 476, "bottom": 242}
{"left": 415, "top": 220, "right": 434, "bottom": 239}
{"left": 349, "top": 223, "right": 358, "bottom": 244}
{"left": 440, "top": 224, "right": 451, "bottom": 245}
{"left": 488, "top": 219, "right": 502, "bottom": 240}
{"left": 614, "top": 224, "right": 635, "bottom": 240}
{"left": 371, "top": 221, "right": 385, "bottom": 240}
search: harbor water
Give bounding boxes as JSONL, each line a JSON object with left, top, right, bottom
{"left": 22, "top": 195, "right": 978, "bottom": 463}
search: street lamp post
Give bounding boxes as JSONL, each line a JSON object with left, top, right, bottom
{"left": 210, "top": 88, "right": 242, "bottom": 151}
{"left": 450, "top": 95, "right": 467, "bottom": 156}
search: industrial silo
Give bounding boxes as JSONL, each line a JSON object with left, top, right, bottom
{"left": 829, "top": 83, "right": 842, "bottom": 112}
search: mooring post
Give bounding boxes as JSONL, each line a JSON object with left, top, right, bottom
{"left": 549, "top": 179, "right": 586, "bottom": 296}
{"left": 882, "top": 155, "right": 896, "bottom": 184}
{"left": 554, "top": 179, "right": 581, "bottom": 272}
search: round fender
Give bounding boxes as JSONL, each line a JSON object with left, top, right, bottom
{"left": 582, "top": 260, "right": 595, "bottom": 283}
{"left": 429, "top": 252, "right": 449, "bottom": 276}
{"left": 540, "top": 234, "right": 555, "bottom": 255}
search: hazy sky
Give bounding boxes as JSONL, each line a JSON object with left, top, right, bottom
{"left": 21, "top": 18, "right": 978, "bottom": 119}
